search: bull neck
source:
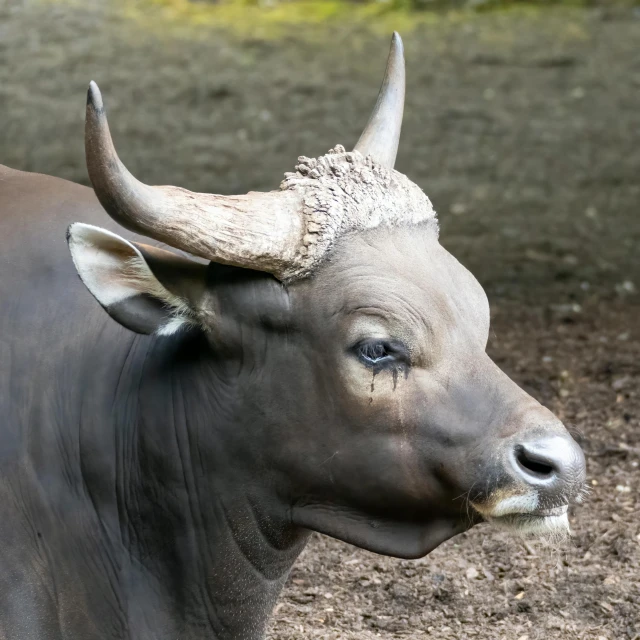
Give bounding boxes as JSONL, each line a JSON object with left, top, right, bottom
{"left": 115, "top": 332, "right": 310, "bottom": 640}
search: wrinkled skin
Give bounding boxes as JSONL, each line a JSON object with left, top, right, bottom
{"left": 0, "top": 165, "right": 584, "bottom": 640}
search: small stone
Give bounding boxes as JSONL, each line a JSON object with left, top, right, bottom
{"left": 607, "top": 418, "right": 622, "bottom": 430}
{"left": 585, "top": 206, "right": 598, "bottom": 218}
{"left": 571, "top": 86, "right": 585, "bottom": 99}
{"left": 450, "top": 202, "right": 468, "bottom": 215}
{"left": 466, "top": 567, "right": 479, "bottom": 580}
{"left": 615, "top": 280, "right": 636, "bottom": 296}
{"left": 612, "top": 376, "right": 631, "bottom": 391}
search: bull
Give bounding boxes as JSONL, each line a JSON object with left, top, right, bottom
{"left": 0, "top": 33, "right": 585, "bottom": 640}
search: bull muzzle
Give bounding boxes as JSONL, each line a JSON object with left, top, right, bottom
{"left": 472, "top": 427, "right": 587, "bottom": 536}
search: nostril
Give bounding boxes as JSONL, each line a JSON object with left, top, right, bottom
{"left": 515, "top": 445, "right": 556, "bottom": 480}
{"left": 510, "top": 435, "right": 586, "bottom": 494}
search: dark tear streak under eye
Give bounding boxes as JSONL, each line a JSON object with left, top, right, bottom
{"left": 369, "top": 365, "right": 409, "bottom": 398}
{"left": 392, "top": 366, "right": 410, "bottom": 390}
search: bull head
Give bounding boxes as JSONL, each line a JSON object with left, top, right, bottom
{"left": 68, "top": 33, "right": 586, "bottom": 560}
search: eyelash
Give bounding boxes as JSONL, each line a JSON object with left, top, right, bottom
{"left": 355, "top": 339, "right": 409, "bottom": 368}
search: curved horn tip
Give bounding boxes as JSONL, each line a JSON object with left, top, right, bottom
{"left": 353, "top": 30, "right": 406, "bottom": 170}
{"left": 387, "top": 31, "right": 404, "bottom": 79}
{"left": 87, "top": 81, "right": 104, "bottom": 111}
{"left": 391, "top": 31, "right": 403, "bottom": 51}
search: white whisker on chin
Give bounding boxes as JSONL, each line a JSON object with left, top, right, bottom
{"left": 574, "top": 483, "right": 591, "bottom": 505}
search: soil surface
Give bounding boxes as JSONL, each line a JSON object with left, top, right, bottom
{"left": 1, "top": 2, "right": 639, "bottom": 638}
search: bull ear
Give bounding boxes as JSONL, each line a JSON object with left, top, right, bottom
{"left": 67, "top": 223, "right": 207, "bottom": 335}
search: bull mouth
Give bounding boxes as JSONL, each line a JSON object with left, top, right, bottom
{"left": 486, "top": 505, "right": 569, "bottom": 537}
{"left": 468, "top": 488, "right": 575, "bottom": 539}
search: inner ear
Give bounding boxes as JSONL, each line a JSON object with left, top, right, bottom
{"left": 68, "top": 223, "right": 207, "bottom": 335}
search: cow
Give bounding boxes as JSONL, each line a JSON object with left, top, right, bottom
{"left": 0, "top": 32, "right": 585, "bottom": 640}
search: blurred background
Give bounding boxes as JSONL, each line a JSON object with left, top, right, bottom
{"left": 1, "top": 1, "right": 639, "bottom": 638}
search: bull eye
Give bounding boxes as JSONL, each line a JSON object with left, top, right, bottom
{"left": 355, "top": 339, "right": 409, "bottom": 369}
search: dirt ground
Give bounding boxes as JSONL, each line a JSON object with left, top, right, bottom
{"left": 1, "top": 1, "right": 639, "bottom": 638}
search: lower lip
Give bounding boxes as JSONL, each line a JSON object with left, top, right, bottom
{"left": 489, "top": 506, "right": 569, "bottom": 533}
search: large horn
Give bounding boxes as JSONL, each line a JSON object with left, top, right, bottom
{"left": 85, "top": 81, "right": 303, "bottom": 279}
{"left": 353, "top": 32, "right": 405, "bottom": 169}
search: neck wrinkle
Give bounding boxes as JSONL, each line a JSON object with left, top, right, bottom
{"left": 120, "top": 333, "right": 307, "bottom": 640}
